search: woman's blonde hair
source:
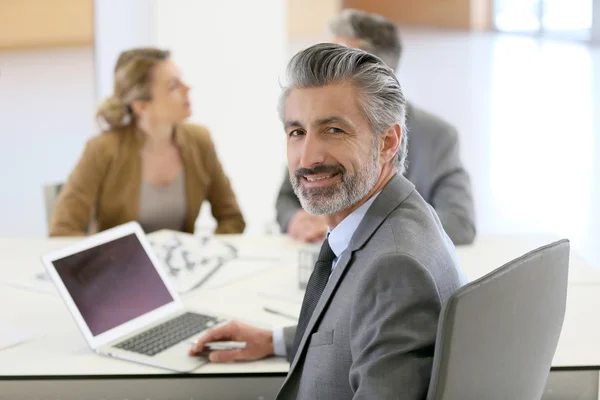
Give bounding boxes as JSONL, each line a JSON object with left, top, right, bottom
{"left": 95, "top": 48, "right": 171, "bottom": 130}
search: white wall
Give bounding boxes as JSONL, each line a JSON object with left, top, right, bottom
{"left": 0, "top": 47, "right": 95, "bottom": 237}
{"left": 592, "top": 0, "right": 600, "bottom": 42}
{"left": 94, "top": 0, "right": 158, "bottom": 101}
{"left": 154, "top": 0, "right": 287, "bottom": 234}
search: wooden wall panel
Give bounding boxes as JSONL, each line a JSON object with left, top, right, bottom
{"left": 342, "top": 0, "right": 491, "bottom": 30}
{"left": 0, "top": 0, "right": 93, "bottom": 50}
{"left": 287, "top": 0, "right": 340, "bottom": 39}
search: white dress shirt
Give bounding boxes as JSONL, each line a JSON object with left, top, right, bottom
{"left": 273, "top": 193, "right": 380, "bottom": 357}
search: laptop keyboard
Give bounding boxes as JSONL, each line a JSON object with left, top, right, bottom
{"left": 114, "top": 312, "right": 223, "bottom": 357}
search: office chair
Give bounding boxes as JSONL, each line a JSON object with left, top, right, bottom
{"left": 43, "top": 182, "right": 94, "bottom": 234}
{"left": 43, "top": 182, "right": 64, "bottom": 229}
{"left": 427, "top": 239, "right": 570, "bottom": 400}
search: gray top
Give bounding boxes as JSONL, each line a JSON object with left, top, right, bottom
{"left": 138, "top": 172, "right": 187, "bottom": 233}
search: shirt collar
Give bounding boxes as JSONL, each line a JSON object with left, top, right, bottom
{"left": 328, "top": 192, "right": 381, "bottom": 258}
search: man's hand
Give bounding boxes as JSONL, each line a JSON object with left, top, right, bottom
{"left": 288, "top": 210, "right": 327, "bottom": 243}
{"left": 188, "top": 321, "right": 274, "bottom": 362}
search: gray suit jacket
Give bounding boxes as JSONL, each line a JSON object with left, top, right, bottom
{"left": 275, "top": 174, "right": 465, "bottom": 400}
{"left": 275, "top": 102, "right": 476, "bottom": 245}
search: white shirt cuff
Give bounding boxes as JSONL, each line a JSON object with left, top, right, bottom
{"left": 272, "top": 327, "right": 287, "bottom": 358}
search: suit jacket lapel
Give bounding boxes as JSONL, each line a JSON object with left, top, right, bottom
{"left": 284, "top": 174, "right": 416, "bottom": 379}
{"left": 349, "top": 174, "right": 414, "bottom": 252}
{"left": 286, "top": 249, "right": 353, "bottom": 374}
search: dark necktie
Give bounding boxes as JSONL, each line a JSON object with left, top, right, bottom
{"left": 290, "top": 238, "right": 336, "bottom": 361}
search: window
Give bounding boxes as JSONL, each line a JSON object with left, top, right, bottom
{"left": 494, "top": 0, "right": 595, "bottom": 41}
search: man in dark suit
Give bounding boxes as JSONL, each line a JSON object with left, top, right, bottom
{"left": 276, "top": 9, "right": 476, "bottom": 245}
{"left": 190, "top": 43, "right": 464, "bottom": 400}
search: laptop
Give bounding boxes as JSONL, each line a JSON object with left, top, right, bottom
{"left": 41, "top": 221, "right": 227, "bottom": 372}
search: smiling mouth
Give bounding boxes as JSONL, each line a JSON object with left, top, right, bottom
{"left": 302, "top": 172, "right": 340, "bottom": 183}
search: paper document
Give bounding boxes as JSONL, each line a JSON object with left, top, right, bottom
{"left": 5, "top": 271, "right": 58, "bottom": 296}
{"left": 0, "top": 321, "right": 36, "bottom": 351}
{"left": 4, "top": 232, "right": 278, "bottom": 296}
{"left": 151, "top": 233, "right": 278, "bottom": 294}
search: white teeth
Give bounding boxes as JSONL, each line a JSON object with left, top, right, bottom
{"left": 306, "top": 174, "right": 335, "bottom": 182}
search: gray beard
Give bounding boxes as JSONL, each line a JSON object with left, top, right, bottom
{"left": 290, "top": 152, "right": 379, "bottom": 215}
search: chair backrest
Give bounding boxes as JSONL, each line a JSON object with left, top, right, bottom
{"left": 43, "top": 182, "right": 95, "bottom": 235}
{"left": 427, "top": 239, "right": 570, "bottom": 400}
{"left": 43, "top": 182, "right": 64, "bottom": 230}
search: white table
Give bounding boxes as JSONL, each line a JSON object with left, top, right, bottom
{"left": 455, "top": 233, "right": 600, "bottom": 284}
{"left": 0, "top": 233, "right": 299, "bottom": 399}
{"left": 1, "top": 232, "right": 599, "bottom": 399}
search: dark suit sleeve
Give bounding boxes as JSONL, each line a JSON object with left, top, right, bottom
{"left": 429, "top": 125, "right": 476, "bottom": 245}
{"left": 349, "top": 253, "right": 442, "bottom": 400}
{"left": 275, "top": 168, "right": 301, "bottom": 233}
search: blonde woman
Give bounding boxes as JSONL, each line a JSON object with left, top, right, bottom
{"left": 50, "top": 48, "right": 245, "bottom": 236}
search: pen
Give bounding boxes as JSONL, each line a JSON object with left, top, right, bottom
{"left": 263, "top": 306, "right": 298, "bottom": 320}
{"left": 188, "top": 340, "right": 247, "bottom": 349}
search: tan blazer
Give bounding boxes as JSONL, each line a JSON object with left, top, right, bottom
{"left": 49, "top": 123, "right": 245, "bottom": 236}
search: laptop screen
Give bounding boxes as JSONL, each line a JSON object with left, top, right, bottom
{"left": 52, "top": 233, "right": 174, "bottom": 336}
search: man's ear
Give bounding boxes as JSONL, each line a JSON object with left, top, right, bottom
{"left": 380, "top": 124, "right": 401, "bottom": 164}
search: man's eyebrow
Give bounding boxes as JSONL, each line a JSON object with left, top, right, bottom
{"left": 314, "top": 116, "right": 354, "bottom": 128}
{"left": 285, "top": 116, "right": 355, "bottom": 130}
{"left": 284, "top": 120, "right": 303, "bottom": 130}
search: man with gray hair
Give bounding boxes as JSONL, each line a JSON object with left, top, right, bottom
{"left": 276, "top": 8, "right": 476, "bottom": 245}
{"left": 190, "top": 43, "right": 464, "bottom": 400}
